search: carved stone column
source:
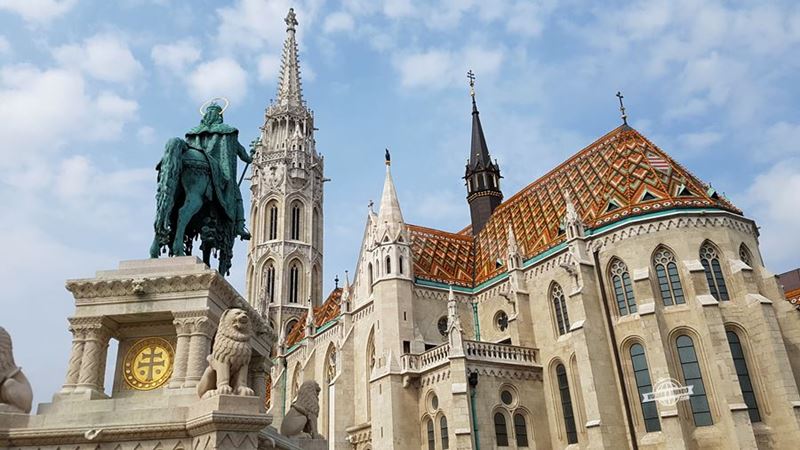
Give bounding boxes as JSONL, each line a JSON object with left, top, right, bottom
{"left": 183, "top": 316, "right": 214, "bottom": 388}
{"left": 60, "top": 322, "right": 87, "bottom": 394}
{"left": 73, "top": 317, "right": 114, "bottom": 395}
{"left": 169, "top": 314, "right": 197, "bottom": 389}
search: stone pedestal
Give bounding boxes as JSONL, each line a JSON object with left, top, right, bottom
{"left": 0, "top": 258, "right": 290, "bottom": 450}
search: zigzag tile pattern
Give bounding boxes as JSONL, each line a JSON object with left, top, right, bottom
{"left": 410, "top": 126, "right": 741, "bottom": 287}
{"left": 286, "top": 287, "right": 342, "bottom": 347}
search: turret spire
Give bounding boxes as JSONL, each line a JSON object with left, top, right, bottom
{"left": 378, "top": 148, "right": 404, "bottom": 227}
{"left": 463, "top": 70, "right": 503, "bottom": 235}
{"left": 276, "top": 8, "right": 303, "bottom": 107}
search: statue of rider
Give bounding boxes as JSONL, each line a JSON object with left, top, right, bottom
{"left": 184, "top": 102, "right": 251, "bottom": 239}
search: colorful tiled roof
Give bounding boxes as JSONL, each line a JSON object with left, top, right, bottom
{"left": 408, "top": 224, "right": 475, "bottom": 287}
{"left": 285, "top": 287, "right": 343, "bottom": 347}
{"left": 780, "top": 269, "right": 800, "bottom": 307}
{"left": 410, "top": 125, "right": 741, "bottom": 287}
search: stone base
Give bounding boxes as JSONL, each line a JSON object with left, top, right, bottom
{"left": 291, "top": 437, "right": 328, "bottom": 450}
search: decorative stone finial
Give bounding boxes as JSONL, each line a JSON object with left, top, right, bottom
{"left": 385, "top": 148, "right": 391, "bottom": 166}
{"left": 285, "top": 8, "right": 298, "bottom": 31}
{"left": 0, "top": 326, "right": 33, "bottom": 413}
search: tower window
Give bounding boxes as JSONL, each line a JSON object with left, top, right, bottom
{"left": 268, "top": 204, "right": 278, "bottom": 240}
{"left": 630, "top": 343, "right": 661, "bottom": 432}
{"left": 266, "top": 264, "right": 275, "bottom": 303}
{"left": 368, "top": 263, "right": 374, "bottom": 294}
{"left": 676, "top": 335, "right": 713, "bottom": 427}
{"left": 385, "top": 256, "right": 391, "bottom": 275}
{"left": 399, "top": 256, "right": 404, "bottom": 275}
{"left": 494, "top": 412, "right": 509, "bottom": 446}
{"left": 700, "top": 243, "right": 729, "bottom": 301}
{"left": 726, "top": 331, "right": 761, "bottom": 422}
{"left": 609, "top": 258, "right": 637, "bottom": 316}
{"left": 289, "top": 263, "right": 300, "bottom": 303}
{"left": 552, "top": 283, "right": 570, "bottom": 335}
{"left": 556, "top": 364, "right": 578, "bottom": 444}
{"left": 291, "top": 202, "right": 302, "bottom": 240}
{"left": 653, "top": 247, "right": 685, "bottom": 306}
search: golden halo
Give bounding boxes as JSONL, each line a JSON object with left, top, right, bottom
{"left": 199, "top": 97, "right": 230, "bottom": 116}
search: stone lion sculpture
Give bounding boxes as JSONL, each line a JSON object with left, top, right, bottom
{"left": 197, "top": 308, "right": 255, "bottom": 399}
{"left": 280, "top": 380, "right": 323, "bottom": 439}
{"left": 0, "top": 326, "right": 33, "bottom": 414}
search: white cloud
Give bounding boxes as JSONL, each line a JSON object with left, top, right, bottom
{"left": 90, "top": 92, "right": 139, "bottom": 140}
{"left": 216, "top": 0, "right": 321, "bottom": 52}
{"left": 187, "top": 57, "right": 248, "bottom": 103}
{"left": 0, "top": 0, "right": 76, "bottom": 24}
{"left": 323, "top": 11, "right": 354, "bottom": 33}
{"left": 740, "top": 159, "right": 800, "bottom": 272}
{"left": 393, "top": 46, "right": 504, "bottom": 90}
{"left": 383, "top": 0, "right": 415, "bottom": 18}
{"left": 151, "top": 40, "right": 201, "bottom": 74}
{"left": 257, "top": 53, "right": 281, "bottom": 84}
{"left": 53, "top": 34, "right": 143, "bottom": 84}
{"left": 762, "top": 121, "right": 800, "bottom": 161}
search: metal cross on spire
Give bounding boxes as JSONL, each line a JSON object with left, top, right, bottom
{"left": 616, "top": 91, "right": 628, "bottom": 126}
{"left": 467, "top": 69, "right": 476, "bottom": 104}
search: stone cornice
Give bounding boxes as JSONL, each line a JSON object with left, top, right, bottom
{"left": 66, "top": 273, "right": 217, "bottom": 300}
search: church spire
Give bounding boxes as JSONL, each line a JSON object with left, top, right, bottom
{"left": 378, "top": 149, "right": 404, "bottom": 228}
{"left": 464, "top": 70, "right": 503, "bottom": 235}
{"left": 276, "top": 8, "right": 303, "bottom": 108}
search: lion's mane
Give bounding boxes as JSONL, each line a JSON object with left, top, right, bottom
{"left": 294, "top": 380, "right": 320, "bottom": 417}
{"left": 212, "top": 310, "right": 252, "bottom": 368}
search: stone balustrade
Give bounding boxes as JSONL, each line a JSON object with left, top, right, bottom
{"left": 463, "top": 340, "right": 539, "bottom": 367}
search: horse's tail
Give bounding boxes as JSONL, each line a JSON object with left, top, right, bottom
{"left": 153, "top": 138, "right": 186, "bottom": 237}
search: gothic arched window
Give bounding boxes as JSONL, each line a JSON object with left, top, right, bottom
{"left": 630, "top": 343, "right": 661, "bottom": 432}
{"left": 552, "top": 283, "right": 570, "bottom": 335}
{"left": 556, "top": 363, "right": 578, "bottom": 444}
{"left": 284, "top": 319, "right": 298, "bottom": 340}
{"left": 265, "top": 263, "right": 276, "bottom": 303}
{"left": 440, "top": 416, "right": 449, "bottom": 449}
{"left": 676, "top": 335, "right": 713, "bottom": 426}
{"left": 609, "top": 258, "right": 637, "bottom": 316}
{"left": 426, "top": 418, "right": 435, "bottom": 450}
{"left": 700, "top": 242, "right": 729, "bottom": 301}
{"left": 514, "top": 413, "right": 529, "bottom": 447}
{"left": 726, "top": 330, "right": 761, "bottom": 422}
{"left": 268, "top": 202, "right": 278, "bottom": 240}
{"left": 739, "top": 243, "right": 754, "bottom": 267}
{"left": 493, "top": 412, "right": 509, "bottom": 446}
{"left": 290, "top": 201, "right": 302, "bottom": 240}
{"left": 289, "top": 263, "right": 300, "bottom": 303}
{"left": 368, "top": 263, "right": 374, "bottom": 294}
{"left": 385, "top": 256, "right": 392, "bottom": 275}
{"left": 653, "top": 247, "right": 685, "bottom": 306}
{"left": 399, "top": 255, "right": 404, "bottom": 275}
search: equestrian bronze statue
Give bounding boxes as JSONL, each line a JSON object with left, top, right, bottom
{"left": 149, "top": 99, "right": 253, "bottom": 276}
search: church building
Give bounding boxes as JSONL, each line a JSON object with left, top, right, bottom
{"left": 246, "top": 9, "right": 800, "bottom": 450}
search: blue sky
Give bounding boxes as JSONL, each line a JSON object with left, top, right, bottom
{"left": 1, "top": 0, "right": 799, "bottom": 405}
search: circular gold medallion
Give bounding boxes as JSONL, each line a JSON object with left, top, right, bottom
{"left": 123, "top": 337, "right": 174, "bottom": 390}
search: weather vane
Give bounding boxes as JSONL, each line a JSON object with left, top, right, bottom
{"left": 616, "top": 91, "right": 628, "bottom": 125}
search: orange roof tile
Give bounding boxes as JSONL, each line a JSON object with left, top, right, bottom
{"left": 409, "top": 126, "right": 741, "bottom": 287}
{"left": 285, "top": 287, "right": 343, "bottom": 347}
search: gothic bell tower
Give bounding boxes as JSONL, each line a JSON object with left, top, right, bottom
{"left": 464, "top": 70, "right": 503, "bottom": 235}
{"left": 246, "top": 8, "right": 325, "bottom": 343}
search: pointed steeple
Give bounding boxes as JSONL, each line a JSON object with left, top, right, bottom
{"left": 378, "top": 149, "right": 404, "bottom": 230}
{"left": 276, "top": 8, "right": 303, "bottom": 108}
{"left": 463, "top": 70, "right": 503, "bottom": 235}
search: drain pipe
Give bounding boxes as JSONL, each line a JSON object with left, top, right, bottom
{"left": 471, "top": 299, "right": 481, "bottom": 341}
{"left": 592, "top": 250, "right": 638, "bottom": 450}
{"left": 469, "top": 372, "right": 481, "bottom": 450}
